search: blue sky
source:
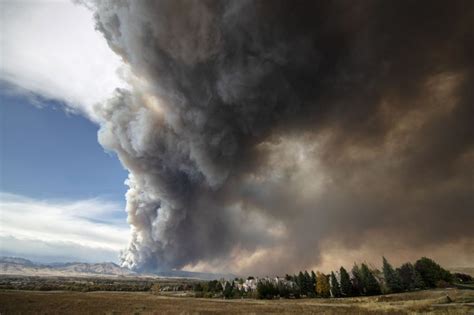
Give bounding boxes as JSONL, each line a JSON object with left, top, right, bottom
{"left": 0, "top": 0, "right": 130, "bottom": 264}
{"left": 0, "top": 88, "right": 127, "bottom": 202}
{"left": 0, "top": 87, "right": 130, "bottom": 263}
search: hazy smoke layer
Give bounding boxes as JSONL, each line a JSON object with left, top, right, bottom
{"left": 91, "top": 0, "right": 474, "bottom": 273}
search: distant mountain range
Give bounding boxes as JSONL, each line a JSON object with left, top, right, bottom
{"left": 0, "top": 257, "right": 136, "bottom": 277}
{"left": 0, "top": 257, "right": 234, "bottom": 280}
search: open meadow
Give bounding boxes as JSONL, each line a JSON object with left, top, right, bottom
{"left": 1, "top": 288, "right": 474, "bottom": 314}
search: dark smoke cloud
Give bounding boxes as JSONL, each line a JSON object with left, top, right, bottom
{"left": 90, "top": 0, "right": 474, "bottom": 273}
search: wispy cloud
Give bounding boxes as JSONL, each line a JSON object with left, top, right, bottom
{"left": 0, "top": 192, "right": 130, "bottom": 263}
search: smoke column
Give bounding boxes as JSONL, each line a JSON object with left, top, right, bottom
{"left": 90, "top": 0, "right": 474, "bottom": 273}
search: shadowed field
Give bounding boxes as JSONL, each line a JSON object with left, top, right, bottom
{"left": 1, "top": 288, "right": 474, "bottom": 314}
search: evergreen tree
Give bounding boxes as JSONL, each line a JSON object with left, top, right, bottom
{"left": 207, "top": 280, "right": 219, "bottom": 292}
{"left": 304, "top": 271, "right": 314, "bottom": 297}
{"left": 414, "top": 257, "right": 452, "bottom": 288}
{"left": 298, "top": 271, "right": 306, "bottom": 295}
{"left": 330, "top": 271, "right": 341, "bottom": 297}
{"left": 351, "top": 264, "right": 363, "bottom": 296}
{"left": 311, "top": 270, "right": 317, "bottom": 293}
{"left": 339, "top": 266, "right": 353, "bottom": 297}
{"left": 382, "top": 257, "right": 403, "bottom": 293}
{"left": 360, "top": 263, "right": 381, "bottom": 296}
{"left": 397, "top": 262, "right": 424, "bottom": 291}
{"left": 316, "top": 272, "right": 330, "bottom": 298}
{"left": 295, "top": 273, "right": 300, "bottom": 287}
{"left": 413, "top": 267, "right": 425, "bottom": 290}
{"left": 223, "top": 281, "right": 234, "bottom": 299}
{"left": 277, "top": 281, "right": 290, "bottom": 298}
{"left": 231, "top": 285, "right": 243, "bottom": 298}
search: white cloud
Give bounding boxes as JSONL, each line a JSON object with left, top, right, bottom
{"left": 0, "top": 0, "right": 127, "bottom": 122}
{"left": 0, "top": 235, "right": 121, "bottom": 264}
{"left": 0, "top": 192, "right": 130, "bottom": 263}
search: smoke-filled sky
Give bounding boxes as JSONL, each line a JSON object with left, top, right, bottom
{"left": 1, "top": 0, "right": 473, "bottom": 275}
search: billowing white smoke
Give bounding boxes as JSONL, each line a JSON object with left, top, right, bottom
{"left": 89, "top": 0, "right": 474, "bottom": 273}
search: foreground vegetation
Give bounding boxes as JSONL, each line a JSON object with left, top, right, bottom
{"left": 1, "top": 288, "right": 473, "bottom": 314}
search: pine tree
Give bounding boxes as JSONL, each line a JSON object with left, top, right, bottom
{"left": 382, "top": 257, "right": 403, "bottom": 293}
{"left": 351, "top": 264, "right": 363, "bottom": 296}
{"left": 339, "top": 266, "right": 353, "bottom": 297}
{"left": 303, "top": 271, "right": 309, "bottom": 295}
{"left": 397, "top": 262, "right": 424, "bottom": 291}
{"left": 311, "top": 270, "right": 317, "bottom": 293}
{"left": 330, "top": 271, "right": 341, "bottom": 297}
{"left": 361, "top": 263, "right": 381, "bottom": 296}
{"left": 316, "top": 272, "right": 330, "bottom": 298}
{"left": 298, "top": 271, "right": 306, "bottom": 295}
{"left": 304, "top": 271, "right": 314, "bottom": 297}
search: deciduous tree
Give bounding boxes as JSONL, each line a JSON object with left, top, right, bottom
{"left": 414, "top": 257, "right": 452, "bottom": 288}
{"left": 316, "top": 272, "right": 330, "bottom": 298}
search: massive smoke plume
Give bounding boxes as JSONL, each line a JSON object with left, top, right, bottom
{"left": 90, "top": 0, "right": 474, "bottom": 274}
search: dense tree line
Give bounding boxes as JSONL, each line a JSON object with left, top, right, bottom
{"left": 0, "top": 276, "right": 196, "bottom": 292}
{"left": 195, "top": 257, "right": 472, "bottom": 300}
{"left": 256, "top": 279, "right": 300, "bottom": 299}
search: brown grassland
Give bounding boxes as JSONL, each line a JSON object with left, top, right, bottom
{"left": 1, "top": 288, "right": 474, "bottom": 314}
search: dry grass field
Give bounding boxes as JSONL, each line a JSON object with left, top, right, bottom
{"left": 1, "top": 288, "right": 473, "bottom": 314}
